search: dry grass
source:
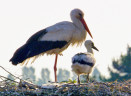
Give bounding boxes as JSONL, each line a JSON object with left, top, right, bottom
{"left": 0, "top": 78, "right": 130, "bottom": 96}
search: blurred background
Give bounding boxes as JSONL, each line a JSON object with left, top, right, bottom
{"left": 0, "top": 0, "right": 131, "bottom": 84}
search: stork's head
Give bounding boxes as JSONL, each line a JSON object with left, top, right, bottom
{"left": 70, "top": 9, "right": 84, "bottom": 19}
{"left": 84, "top": 40, "right": 99, "bottom": 52}
{"left": 70, "top": 9, "right": 93, "bottom": 39}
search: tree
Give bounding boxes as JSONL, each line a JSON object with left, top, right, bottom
{"left": 91, "top": 68, "right": 101, "bottom": 82}
{"left": 57, "top": 69, "right": 70, "bottom": 82}
{"left": 37, "top": 68, "right": 51, "bottom": 85}
{"left": 7, "top": 74, "right": 15, "bottom": 81}
{"left": 72, "top": 72, "right": 77, "bottom": 80}
{"left": 104, "top": 45, "right": 131, "bottom": 81}
{"left": 22, "top": 66, "right": 36, "bottom": 84}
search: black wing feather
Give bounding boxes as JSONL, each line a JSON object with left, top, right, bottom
{"left": 72, "top": 53, "right": 94, "bottom": 67}
{"left": 10, "top": 29, "right": 68, "bottom": 65}
{"left": 72, "top": 59, "right": 94, "bottom": 67}
{"left": 10, "top": 41, "right": 67, "bottom": 65}
{"left": 26, "top": 29, "right": 47, "bottom": 43}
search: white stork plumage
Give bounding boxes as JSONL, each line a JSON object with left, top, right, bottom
{"left": 10, "top": 8, "right": 93, "bottom": 82}
{"left": 72, "top": 40, "right": 99, "bottom": 84}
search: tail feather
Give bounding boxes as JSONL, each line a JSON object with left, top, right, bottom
{"left": 10, "top": 41, "right": 68, "bottom": 65}
{"left": 10, "top": 44, "right": 30, "bottom": 65}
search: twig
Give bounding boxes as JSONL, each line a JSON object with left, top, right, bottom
{"left": 0, "top": 66, "right": 21, "bottom": 80}
{"left": 0, "top": 75, "right": 19, "bottom": 83}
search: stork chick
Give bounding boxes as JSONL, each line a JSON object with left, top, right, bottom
{"left": 72, "top": 40, "right": 99, "bottom": 84}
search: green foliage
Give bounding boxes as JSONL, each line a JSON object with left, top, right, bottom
{"left": 57, "top": 68, "right": 70, "bottom": 82}
{"left": 21, "top": 67, "right": 101, "bottom": 84}
{"left": 22, "top": 66, "right": 36, "bottom": 84}
{"left": 22, "top": 67, "right": 51, "bottom": 85}
{"left": 102, "top": 45, "right": 131, "bottom": 82}
{"left": 7, "top": 74, "right": 15, "bottom": 81}
{"left": 21, "top": 67, "right": 72, "bottom": 84}
{"left": 60, "top": 79, "right": 77, "bottom": 83}
{"left": 37, "top": 68, "right": 51, "bottom": 85}
{"left": 72, "top": 72, "right": 77, "bottom": 80}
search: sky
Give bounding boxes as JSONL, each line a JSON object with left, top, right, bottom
{"left": 0, "top": 0, "right": 131, "bottom": 81}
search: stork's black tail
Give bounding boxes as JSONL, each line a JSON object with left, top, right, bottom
{"left": 10, "top": 41, "right": 68, "bottom": 65}
{"left": 10, "top": 44, "right": 30, "bottom": 65}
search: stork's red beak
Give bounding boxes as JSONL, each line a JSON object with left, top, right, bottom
{"left": 80, "top": 18, "right": 93, "bottom": 39}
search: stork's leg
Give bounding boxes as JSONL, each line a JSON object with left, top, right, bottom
{"left": 87, "top": 73, "right": 89, "bottom": 82}
{"left": 78, "top": 75, "right": 80, "bottom": 84}
{"left": 54, "top": 54, "right": 58, "bottom": 82}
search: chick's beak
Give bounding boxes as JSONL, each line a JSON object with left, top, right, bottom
{"left": 92, "top": 45, "right": 99, "bottom": 51}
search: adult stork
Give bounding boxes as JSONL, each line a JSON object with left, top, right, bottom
{"left": 72, "top": 40, "right": 98, "bottom": 84}
{"left": 10, "top": 8, "right": 93, "bottom": 82}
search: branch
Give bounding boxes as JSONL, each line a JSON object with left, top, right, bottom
{"left": 0, "top": 66, "right": 21, "bottom": 80}
{"left": 0, "top": 75, "right": 19, "bottom": 83}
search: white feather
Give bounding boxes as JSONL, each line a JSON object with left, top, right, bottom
{"left": 72, "top": 53, "right": 96, "bottom": 64}
{"left": 39, "top": 21, "right": 75, "bottom": 41}
{"left": 72, "top": 63, "right": 93, "bottom": 75}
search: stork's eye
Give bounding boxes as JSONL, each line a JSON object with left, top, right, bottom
{"left": 79, "top": 13, "right": 82, "bottom": 18}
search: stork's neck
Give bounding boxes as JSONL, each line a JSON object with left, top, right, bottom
{"left": 71, "top": 17, "right": 87, "bottom": 45}
{"left": 71, "top": 17, "right": 85, "bottom": 32}
{"left": 86, "top": 47, "right": 94, "bottom": 54}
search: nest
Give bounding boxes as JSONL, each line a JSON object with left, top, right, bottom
{"left": 0, "top": 66, "right": 131, "bottom": 96}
